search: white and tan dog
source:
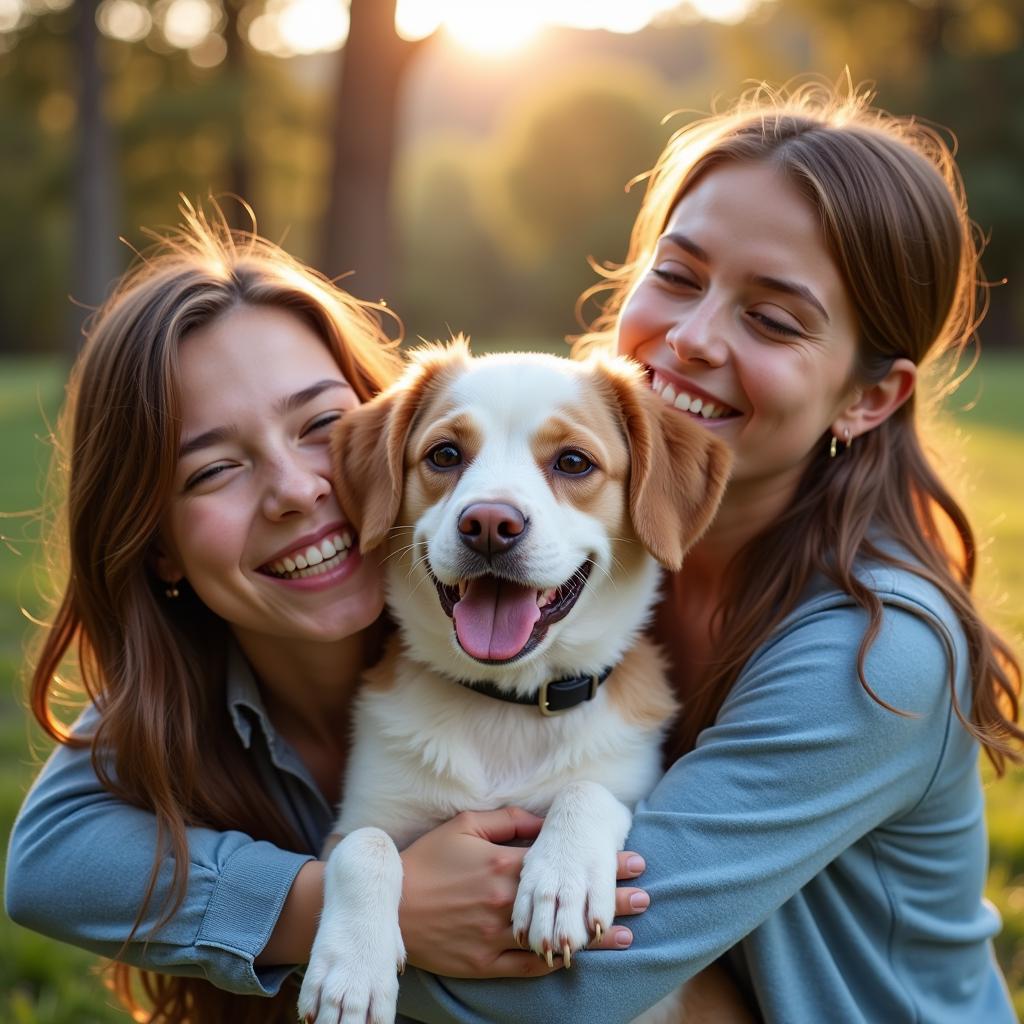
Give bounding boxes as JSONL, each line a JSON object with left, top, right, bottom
{"left": 298, "top": 344, "right": 732, "bottom": 1024}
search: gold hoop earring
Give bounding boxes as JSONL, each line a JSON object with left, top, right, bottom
{"left": 829, "top": 434, "right": 838, "bottom": 459}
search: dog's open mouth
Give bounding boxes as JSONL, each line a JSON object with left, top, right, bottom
{"left": 430, "top": 562, "right": 592, "bottom": 664}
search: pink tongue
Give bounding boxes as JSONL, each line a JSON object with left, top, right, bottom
{"left": 452, "top": 577, "right": 542, "bottom": 661}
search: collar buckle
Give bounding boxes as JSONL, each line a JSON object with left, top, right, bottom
{"left": 538, "top": 673, "right": 600, "bottom": 717}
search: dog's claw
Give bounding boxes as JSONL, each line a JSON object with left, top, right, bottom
{"left": 562, "top": 943, "right": 571, "bottom": 968}
{"left": 594, "top": 922, "right": 603, "bottom": 944}
{"left": 545, "top": 948, "right": 554, "bottom": 968}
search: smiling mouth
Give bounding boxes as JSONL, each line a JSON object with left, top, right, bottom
{"left": 429, "top": 561, "right": 592, "bottom": 664}
{"left": 258, "top": 529, "right": 355, "bottom": 580}
{"left": 650, "top": 372, "right": 739, "bottom": 421}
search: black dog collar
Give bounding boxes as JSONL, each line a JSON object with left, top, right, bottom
{"left": 457, "top": 666, "right": 613, "bottom": 716}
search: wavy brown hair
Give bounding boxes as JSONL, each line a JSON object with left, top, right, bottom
{"left": 29, "top": 203, "right": 404, "bottom": 1022}
{"left": 576, "top": 81, "right": 1022, "bottom": 771}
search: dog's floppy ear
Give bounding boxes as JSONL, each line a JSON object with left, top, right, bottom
{"left": 595, "top": 356, "right": 733, "bottom": 571}
{"left": 332, "top": 343, "right": 467, "bottom": 553}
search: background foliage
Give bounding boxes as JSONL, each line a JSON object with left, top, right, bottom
{"left": 0, "top": 0, "right": 1022, "bottom": 352}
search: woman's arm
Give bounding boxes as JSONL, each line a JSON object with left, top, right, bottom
{"left": 4, "top": 705, "right": 313, "bottom": 997}
{"left": 258, "top": 809, "right": 651, "bottom": 975}
{"left": 397, "top": 590, "right": 968, "bottom": 1023}
{"left": 6, "top": 710, "right": 651, "bottom": 994}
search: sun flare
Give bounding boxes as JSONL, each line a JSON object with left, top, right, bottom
{"left": 397, "top": 1, "right": 543, "bottom": 54}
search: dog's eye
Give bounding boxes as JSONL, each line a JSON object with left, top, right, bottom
{"left": 427, "top": 443, "right": 462, "bottom": 469}
{"left": 554, "top": 450, "right": 593, "bottom": 476}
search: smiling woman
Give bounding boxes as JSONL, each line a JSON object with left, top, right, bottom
{"left": 4, "top": 205, "right": 406, "bottom": 1023}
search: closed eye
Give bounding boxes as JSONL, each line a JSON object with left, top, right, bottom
{"left": 184, "top": 463, "right": 235, "bottom": 490}
{"left": 301, "top": 411, "right": 343, "bottom": 437}
{"left": 747, "top": 311, "right": 803, "bottom": 338}
{"left": 652, "top": 267, "right": 698, "bottom": 289}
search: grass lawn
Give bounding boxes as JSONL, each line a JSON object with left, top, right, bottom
{"left": 1, "top": 350, "right": 1022, "bottom": 1021}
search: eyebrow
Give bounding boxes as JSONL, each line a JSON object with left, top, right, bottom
{"left": 274, "top": 379, "right": 351, "bottom": 416}
{"left": 660, "top": 232, "right": 830, "bottom": 323}
{"left": 178, "top": 379, "right": 351, "bottom": 459}
{"left": 661, "top": 232, "right": 710, "bottom": 263}
{"left": 752, "top": 275, "right": 830, "bottom": 323}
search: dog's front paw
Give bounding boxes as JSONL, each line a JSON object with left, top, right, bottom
{"left": 510, "top": 782, "right": 627, "bottom": 966}
{"left": 298, "top": 927, "right": 405, "bottom": 1024}
{"left": 297, "top": 827, "right": 406, "bottom": 1024}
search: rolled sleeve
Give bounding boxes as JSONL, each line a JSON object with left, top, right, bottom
{"left": 4, "top": 709, "right": 315, "bottom": 997}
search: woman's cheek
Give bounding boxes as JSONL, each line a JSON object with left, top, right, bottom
{"left": 171, "top": 496, "right": 251, "bottom": 582}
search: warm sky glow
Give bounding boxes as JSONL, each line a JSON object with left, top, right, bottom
{"left": 0, "top": 0, "right": 761, "bottom": 60}
{"left": 395, "top": 0, "right": 759, "bottom": 49}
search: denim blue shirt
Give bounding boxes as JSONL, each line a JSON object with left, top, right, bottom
{"left": 5, "top": 566, "right": 1016, "bottom": 1022}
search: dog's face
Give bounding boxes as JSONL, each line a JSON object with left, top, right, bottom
{"left": 334, "top": 343, "right": 730, "bottom": 689}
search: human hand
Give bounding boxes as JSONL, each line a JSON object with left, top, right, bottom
{"left": 399, "top": 806, "right": 649, "bottom": 979}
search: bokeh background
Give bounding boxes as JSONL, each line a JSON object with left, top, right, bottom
{"left": 1, "top": 1, "right": 1022, "bottom": 1020}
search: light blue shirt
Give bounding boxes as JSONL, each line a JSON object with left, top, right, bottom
{"left": 5, "top": 565, "right": 1015, "bottom": 1022}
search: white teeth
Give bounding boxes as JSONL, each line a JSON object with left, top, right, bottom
{"left": 654, "top": 375, "right": 735, "bottom": 419}
{"left": 266, "top": 529, "right": 358, "bottom": 579}
{"left": 458, "top": 580, "right": 468, "bottom": 598}
{"left": 265, "top": 545, "right": 351, "bottom": 580}
{"left": 537, "top": 588, "right": 557, "bottom": 608}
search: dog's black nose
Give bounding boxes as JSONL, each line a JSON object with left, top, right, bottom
{"left": 458, "top": 502, "right": 527, "bottom": 557}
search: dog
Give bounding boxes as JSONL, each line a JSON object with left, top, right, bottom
{"left": 297, "top": 343, "right": 733, "bottom": 1024}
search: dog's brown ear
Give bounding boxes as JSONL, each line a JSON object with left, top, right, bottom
{"left": 332, "top": 343, "right": 467, "bottom": 553}
{"left": 596, "top": 357, "right": 733, "bottom": 571}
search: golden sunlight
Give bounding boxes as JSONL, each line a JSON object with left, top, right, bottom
{"left": 445, "top": 3, "right": 543, "bottom": 55}
{"left": 396, "top": 0, "right": 761, "bottom": 53}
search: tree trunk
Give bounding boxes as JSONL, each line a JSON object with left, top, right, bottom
{"left": 223, "top": 0, "right": 252, "bottom": 229}
{"left": 71, "top": 0, "right": 118, "bottom": 352}
{"left": 320, "top": 0, "right": 420, "bottom": 303}
{"left": 72, "top": 0, "right": 118, "bottom": 352}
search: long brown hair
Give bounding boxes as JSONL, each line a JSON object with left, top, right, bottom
{"left": 577, "top": 81, "right": 1022, "bottom": 771}
{"left": 29, "top": 203, "right": 404, "bottom": 1022}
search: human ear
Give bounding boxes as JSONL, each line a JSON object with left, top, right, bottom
{"left": 833, "top": 358, "right": 916, "bottom": 443}
{"left": 151, "top": 536, "right": 185, "bottom": 585}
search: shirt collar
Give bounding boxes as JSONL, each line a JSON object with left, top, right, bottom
{"left": 225, "top": 641, "right": 276, "bottom": 750}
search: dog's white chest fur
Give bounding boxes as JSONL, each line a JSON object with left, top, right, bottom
{"left": 337, "top": 646, "right": 668, "bottom": 850}
{"left": 297, "top": 347, "right": 730, "bottom": 1024}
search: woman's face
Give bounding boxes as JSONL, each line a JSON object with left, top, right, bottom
{"left": 618, "top": 160, "right": 862, "bottom": 498}
{"left": 157, "top": 303, "right": 385, "bottom": 644}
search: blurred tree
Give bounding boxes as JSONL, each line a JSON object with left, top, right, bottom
{"left": 73, "top": 0, "right": 118, "bottom": 352}
{"left": 222, "top": 0, "right": 251, "bottom": 227}
{"left": 480, "top": 66, "right": 671, "bottom": 337}
{"left": 395, "top": 140, "right": 512, "bottom": 342}
{"left": 320, "top": 0, "right": 427, "bottom": 303}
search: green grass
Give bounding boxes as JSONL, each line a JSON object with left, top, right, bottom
{"left": 1, "top": 352, "right": 1022, "bottom": 1021}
